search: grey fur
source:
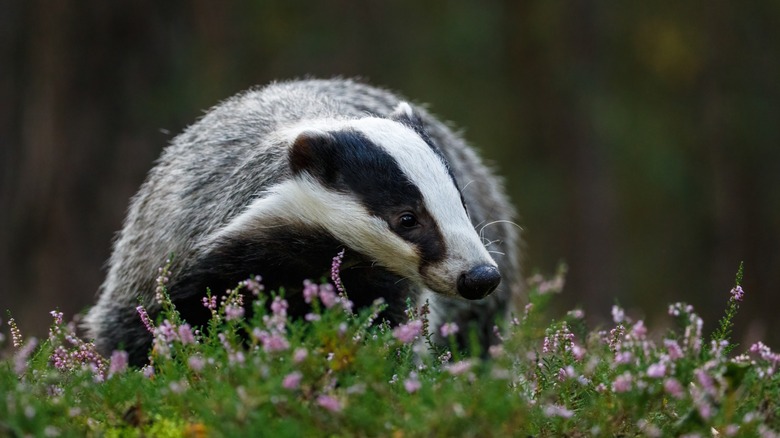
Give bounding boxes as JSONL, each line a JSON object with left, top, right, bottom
{"left": 84, "top": 78, "right": 522, "bottom": 365}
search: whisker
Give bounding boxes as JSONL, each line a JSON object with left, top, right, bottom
{"left": 478, "top": 219, "right": 524, "bottom": 234}
{"left": 394, "top": 277, "right": 410, "bottom": 286}
{"left": 482, "top": 238, "right": 502, "bottom": 247}
{"left": 473, "top": 218, "right": 488, "bottom": 230}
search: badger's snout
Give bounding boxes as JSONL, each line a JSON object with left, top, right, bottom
{"left": 457, "top": 265, "right": 501, "bottom": 300}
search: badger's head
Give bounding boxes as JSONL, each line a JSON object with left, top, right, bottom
{"left": 213, "top": 102, "right": 500, "bottom": 300}
{"left": 276, "top": 102, "right": 501, "bottom": 300}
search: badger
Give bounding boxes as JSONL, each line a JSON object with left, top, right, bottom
{"left": 84, "top": 78, "right": 521, "bottom": 366}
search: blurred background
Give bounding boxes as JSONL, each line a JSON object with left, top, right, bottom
{"left": 2, "top": 1, "right": 778, "bottom": 349}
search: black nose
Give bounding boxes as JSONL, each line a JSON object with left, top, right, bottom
{"left": 457, "top": 265, "right": 501, "bottom": 300}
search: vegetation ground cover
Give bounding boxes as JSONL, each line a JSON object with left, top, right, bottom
{"left": 1, "top": 259, "right": 778, "bottom": 437}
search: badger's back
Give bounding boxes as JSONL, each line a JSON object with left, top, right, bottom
{"left": 85, "top": 79, "right": 521, "bottom": 364}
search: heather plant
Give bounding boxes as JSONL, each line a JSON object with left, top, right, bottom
{"left": 1, "top": 258, "right": 778, "bottom": 437}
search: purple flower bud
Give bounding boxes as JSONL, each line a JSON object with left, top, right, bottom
{"left": 730, "top": 285, "right": 745, "bottom": 302}
{"left": 440, "top": 322, "right": 459, "bottom": 338}
{"left": 612, "top": 372, "right": 633, "bottom": 393}
{"left": 543, "top": 403, "right": 574, "bottom": 419}
{"left": 271, "top": 297, "right": 288, "bottom": 317}
{"left": 646, "top": 362, "right": 666, "bottom": 378}
{"left": 108, "top": 350, "right": 128, "bottom": 377}
{"left": 393, "top": 320, "right": 423, "bottom": 344}
{"left": 302, "top": 280, "right": 319, "bottom": 304}
{"left": 316, "top": 395, "right": 342, "bottom": 412}
{"left": 178, "top": 324, "right": 196, "bottom": 345}
{"left": 293, "top": 348, "right": 308, "bottom": 364}
{"left": 319, "top": 284, "right": 338, "bottom": 308}
{"left": 663, "top": 378, "right": 684, "bottom": 399}
{"left": 444, "top": 360, "right": 473, "bottom": 376}
{"left": 136, "top": 306, "right": 155, "bottom": 334}
{"left": 404, "top": 372, "right": 421, "bottom": 394}
{"left": 282, "top": 371, "right": 303, "bottom": 390}
{"left": 188, "top": 355, "right": 206, "bottom": 372}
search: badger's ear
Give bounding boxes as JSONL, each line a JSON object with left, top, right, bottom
{"left": 289, "top": 130, "right": 338, "bottom": 183}
{"left": 389, "top": 101, "right": 424, "bottom": 131}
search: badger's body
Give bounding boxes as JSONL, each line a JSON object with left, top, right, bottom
{"left": 85, "top": 79, "right": 521, "bottom": 365}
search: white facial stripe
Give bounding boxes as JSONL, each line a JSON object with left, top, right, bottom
{"left": 278, "top": 118, "right": 468, "bottom": 236}
{"left": 351, "top": 118, "right": 496, "bottom": 267}
{"left": 208, "top": 178, "right": 422, "bottom": 281}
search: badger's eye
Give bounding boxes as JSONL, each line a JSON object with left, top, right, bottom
{"left": 399, "top": 213, "right": 419, "bottom": 229}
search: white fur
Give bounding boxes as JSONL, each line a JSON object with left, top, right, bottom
{"left": 393, "top": 101, "right": 415, "bottom": 119}
{"left": 208, "top": 177, "right": 421, "bottom": 282}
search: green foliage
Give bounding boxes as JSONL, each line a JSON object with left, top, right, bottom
{"left": 711, "top": 261, "right": 745, "bottom": 355}
{"left": 1, "top": 263, "right": 778, "bottom": 437}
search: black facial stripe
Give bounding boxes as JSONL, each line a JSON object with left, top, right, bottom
{"left": 325, "top": 130, "right": 447, "bottom": 264}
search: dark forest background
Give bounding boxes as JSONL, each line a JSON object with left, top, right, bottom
{"left": 2, "top": 1, "right": 779, "bottom": 349}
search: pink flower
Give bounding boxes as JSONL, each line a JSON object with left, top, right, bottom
{"left": 557, "top": 367, "right": 575, "bottom": 382}
{"left": 136, "top": 306, "right": 155, "bottom": 334}
{"left": 488, "top": 345, "right": 505, "bottom": 359}
{"left": 188, "top": 355, "right": 206, "bottom": 372}
{"left": 611, "top": 305, "right": 625, "bottom": 324}
{"left": 229, "top": 351, "right": 245, "bottom": 365}
{"left": 696, "top": 398, "right": 713, "bottom": 419}
{"left": 142, "top": 365, "right": 154, "bottom": 379}
{"left": 393, "top": 320, "right": 423, "bottom": 343}
{"left": 440, "top": 322, "right": 459, "bottom": 338}
{"left": 224, "top": 304, "right": 245, "bottom": 321}
{"left": 543, "top": 403, "right": 574, "bottom": 419}
{"left": 730, "top": 285, "right": 745, "bottom": 302}
{"left": 14, "top": 337, "right": 38, "bottom": 375}
{"left": 202, "top": 295, "right": 217, "bottom": 311}
{"left": 282, "top": 371, "right": 303, "bottom": 390}
{"left": 612, "top": 372, "right": 633, "bottom": 393}
{"left": 293, "top": 348, "right": 308, "bottom": 364}
{"left": 319, "top": 284, "right": 338, "bottom": 308}
{"left": 614, "top": 351, "right": 634, "bottom": 365}
{"left": 108, "top": 350, "right": 129, "bottom": 377}
{"left": 445, "top": 360, "right": 473, "bottom": 376}
{"left": 49, "top": 311, "right": 64, "bottom": 325}
{"left": 317, "top": 395, "right": 342, "bottom": 412}
{"left": 271, "top": 297, "right": 288, "bottom": 317}
{"left": 242, "top": 275, "right": 264, "bottom": 296}
{"left": 663, "top": 378, "right": 685, "bottom": 399}
{"left": 302, "top": 280, "right": 319, "bottom": 303}
{"left": 543, "top": 324, "right": 575, "bottom": 354}
{"left": 257, "top": 331, "right": 289, "bottom": 353}
{"left": 695, "top": 368, "right": 716, "bottom": 396}
{"left": 331, "top": 249, "right": 346, "bottom": 295}
{"left": 160, "top": 319, "right": 180, "bottom": 341}
{"left": 631, "top": 320, "right": 647, "bottom": 339}
{"left": 169, "top": 380, "right": 187, "bottom": 394}
{"left": 646, "top": 362, "right": 666, "bottom": 378}
{"left": 266, "top": 335, "right": 290, "bottom": 353}
{"left": 664, "top": 339, "right": 684, "bottom": 360}
{"left": 178, "top": 324, "right": 196, "bottom": 345}
{"left": 404, "top": 373, "right": 422, "bottom": 394}
{"left": 572, "top": 344, "right": 586, "bottom": 361}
